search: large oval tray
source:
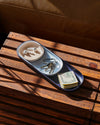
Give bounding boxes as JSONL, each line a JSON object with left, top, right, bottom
{"left": 17, "top": 40, "right": 84, "bottom": 91}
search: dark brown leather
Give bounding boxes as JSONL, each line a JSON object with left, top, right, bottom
{"left": 0, "top": 0, "right": 100, "bottom": 50}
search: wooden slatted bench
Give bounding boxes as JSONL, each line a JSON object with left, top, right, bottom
{"left": 0, "top": 32, "right": 100, "bottom": 125}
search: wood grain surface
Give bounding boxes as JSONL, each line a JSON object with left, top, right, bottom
{"left": 0, "top": 32, "right": 100, "bottom": 125}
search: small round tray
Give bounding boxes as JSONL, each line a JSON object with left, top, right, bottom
{"left": 17, "top": 40, "right": 63, "bottom": 76}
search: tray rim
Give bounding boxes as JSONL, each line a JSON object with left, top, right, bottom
{"left": 17, "top": 40, "right": 84, "bottom": 92}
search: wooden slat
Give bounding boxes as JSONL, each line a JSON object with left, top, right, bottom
{"left": 92, "top": 103, "right": 100, "bottom": 122}
{"left": 82, "top": 78, "right": 99, "bottom": 91}
{"left": 92, "top": 92, "right": 100, "bottom": 123}
{"left": 0, "top": 115, "right": 27, "bottom": 125}
{"left": 97, "top": 93, "right": 100, "bottom": 103}
{"left": 0, "top": 109, "right": 47, "bottom": 125}
{"left": 91, "top": 84, "right": 100, "bottom": 124}
{"left": 8, "top": 32, "right": 100, "bottom": 61}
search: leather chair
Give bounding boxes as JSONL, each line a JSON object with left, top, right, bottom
{"left": 0, "top": 0, "right": 100, "bottom": 50}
